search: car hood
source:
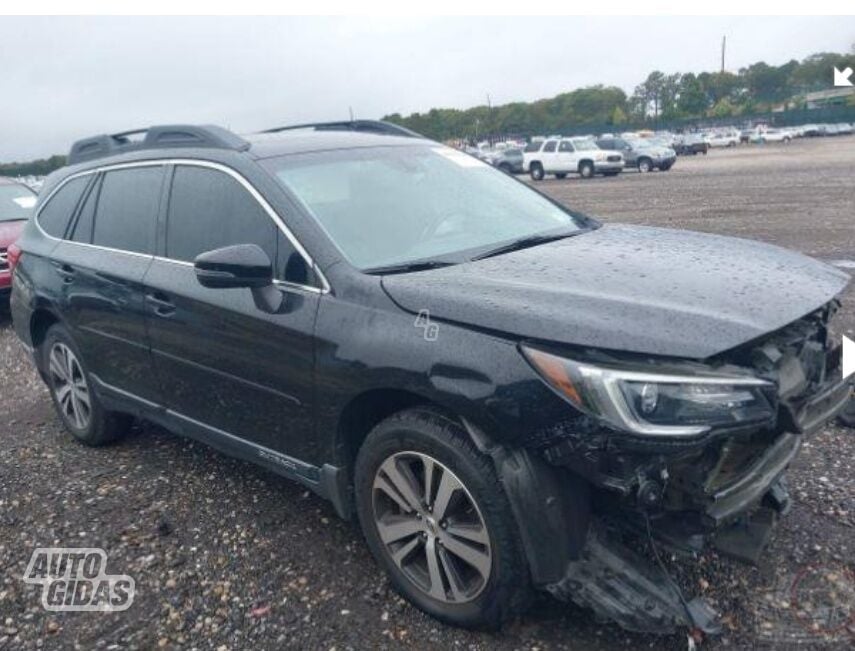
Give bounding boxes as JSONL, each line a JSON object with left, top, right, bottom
{"left": 0, "top": 219, "right": 26, "bottom": 247}
{"left": 381, "top": 224, "right": 850, "bottom": 359}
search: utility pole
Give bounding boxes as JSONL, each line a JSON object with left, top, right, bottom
{"left": 486, "top": 93, "right": 492, "bottom": 144}
{"left": 721, "top": 35, "right": 726, "bottom": 73}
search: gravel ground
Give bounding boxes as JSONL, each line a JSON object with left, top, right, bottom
{"left": 1, "top": 136, "right": 854, "bottom": 650}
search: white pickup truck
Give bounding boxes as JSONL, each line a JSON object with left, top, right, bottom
{"left": 523, "top": 137, "right": 624, "bottom": 181}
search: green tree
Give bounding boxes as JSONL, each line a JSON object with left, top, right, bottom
{"left": 677, "top": 73, "right": 707, "bottom": 116}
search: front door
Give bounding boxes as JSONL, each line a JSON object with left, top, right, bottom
{"left": 556, "top": 140, "right": 578, "bottom": 173}
{"left": 143, "top": 163, "right": 322, "bottom": 462}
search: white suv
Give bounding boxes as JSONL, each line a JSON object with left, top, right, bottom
{"left": 523, "top": 137, "right": 624, "bottom": 181}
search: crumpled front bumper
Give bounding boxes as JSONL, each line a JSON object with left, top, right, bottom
{"left": 543, "top": 373, "right": 852, "bottom": 635}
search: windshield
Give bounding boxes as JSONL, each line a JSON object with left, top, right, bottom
{"left": 0, "top": 183, "right": 36, "bottom": 222}
{"left": 264, "top": 145, "right": 588, "bottom": 270}
{"left": 571, "top": 138, "right": 599, "bottom": 151}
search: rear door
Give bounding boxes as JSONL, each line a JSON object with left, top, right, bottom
{"left": 143, "top": 162, "right": 321, "bottom": 461}
{"left": 53, "top": 164, "right": 164, "bottom": 403}
{"left": 556, "top": 140, "right": 577, "bottom": 173}
{"left": 539, "top": 140, "right": 559, "bottom": 172}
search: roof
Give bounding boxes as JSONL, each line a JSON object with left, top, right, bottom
{"left": 65, "top": 121, "right": 431, "bottom": 167}
{"left": 244, "top": 130, "right": 429, "bottom": 159}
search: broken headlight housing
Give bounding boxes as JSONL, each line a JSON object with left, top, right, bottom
{"left": 522, "top": 346, "right": 775, "bottom": 437}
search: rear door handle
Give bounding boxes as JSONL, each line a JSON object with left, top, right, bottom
{"left": 145, "top": 291, "right": 176, "bottom": 317}
{"left": 52, "top": 262, "right": 75, "bottom": 283}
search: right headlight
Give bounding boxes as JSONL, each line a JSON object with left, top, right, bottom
{"left": 521, "top": 346, "right": 775, "bottom": 437}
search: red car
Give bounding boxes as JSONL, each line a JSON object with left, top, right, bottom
{"left": 0, "top": 178, "right": 36, "bottom": 303}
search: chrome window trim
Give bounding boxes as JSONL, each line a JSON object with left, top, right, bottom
{"left": 33, "top": 158, "right": 330, "bottom": 295}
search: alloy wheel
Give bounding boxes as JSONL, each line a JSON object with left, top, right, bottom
{"left": 48, "top": 343, "right": 91, "bottom": 430}
{"left": 371, "top": 451, "right": 492, "bottom": 604}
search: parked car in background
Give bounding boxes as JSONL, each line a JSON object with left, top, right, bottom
{"left": 750, "top": 128, "right": 793, "bottom": 144}
{"left": 835, "top": 123, "right": 853, "bottom": 135}
{"left": 739, "top": 128, "right": 753, "bottom": 144}
{"left": 706, "top": 130, "right": 740, "bottom": 148}
{"left": 674, "top": 134, "right": 709, "bottom": 156}
{"left": 0, "top": 178, "right": 37, "bottom": 303}
{"left": 523, "top": 137, "right": 624, "bottom": 180}
{"left": 595, "top": 136, "right": 676, "bottom": 172}
{"left": 482, "top": 147, "right": 524, "bottom": 174}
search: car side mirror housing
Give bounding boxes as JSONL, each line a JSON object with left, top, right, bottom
{"left": 195, "top": 244, "right": 287, "bottom": 314}
{"left": 194, "top": 244, "right": 273, "bottom": 289}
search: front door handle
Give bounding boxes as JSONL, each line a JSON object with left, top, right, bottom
{"left": 145, "top": 291, "right": 176, "bottom": 317}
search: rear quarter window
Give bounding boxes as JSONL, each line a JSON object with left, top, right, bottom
{"left": 36, "top": 176, "right": 90, "bottom": 238}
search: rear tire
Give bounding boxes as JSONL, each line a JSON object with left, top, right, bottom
{"left": 42, "top": 323, "right": 133, "bottom": 446}
{"left": 354, "top": 408, "right": 531, "bottom": 629}
{"left": 529, "top": 163, "right": 544, "bottom": 181}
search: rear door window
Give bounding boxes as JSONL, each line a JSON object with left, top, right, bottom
{"left": 92, "top": 167, "right": 163, "bottom": 254}
{"left": 558, "top": 141, "right": 575, "bottom": 152}
{"left": 542, "top": 141, "right": 558, "bottom": 153}
{"left": 37, "top": 176, "right": 89, "bottom": 238}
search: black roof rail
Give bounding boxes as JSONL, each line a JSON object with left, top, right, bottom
{"left": 67, "top": 124, "right": 251, "bottom": 165}
{"left": 262, "top": 120, "right": 423, "bottom": 139}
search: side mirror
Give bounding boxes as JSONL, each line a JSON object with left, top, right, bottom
{"left": 194, "top": 244, "right": 273, "bottom": 289}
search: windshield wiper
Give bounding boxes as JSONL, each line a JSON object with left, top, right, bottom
{"left": 470, "top": 230, "right": 586, "bottom": 261}
{"left": 363, "top": 259, "right": 457, "bottom": 275}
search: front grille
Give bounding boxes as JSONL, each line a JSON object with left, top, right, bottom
{"left": 0, "top": 248, "right": 8, "bottom": 272}
{"left": 607, "top": 155, "right": 622, "bottom": 162}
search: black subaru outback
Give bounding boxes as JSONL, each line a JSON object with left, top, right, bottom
{"left": 10, "top": 121, "right": 852, "bottom": 634}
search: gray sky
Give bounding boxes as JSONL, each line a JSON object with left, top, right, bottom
{"left": 1, "top": 15, "right": 853, "bottom": 161}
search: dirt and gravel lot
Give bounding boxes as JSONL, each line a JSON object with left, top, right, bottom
{"left": 1, "top": 137, "right": 854, "bottom": 650}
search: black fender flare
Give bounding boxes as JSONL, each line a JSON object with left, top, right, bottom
{"left": 461, "top": 417, "right": 590, "bottom": 585}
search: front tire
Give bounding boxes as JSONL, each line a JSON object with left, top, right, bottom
{"left": 354, "top": 408, "right": 530, "bottom": 629}
{"left": 578, "top": 161, "right": 594, "bottom": 179}
{"left": 637, "top": 157, "right": 652, "bottom": 173}
{"left": 42, "top": 323, "right": 132, "bottom": 446}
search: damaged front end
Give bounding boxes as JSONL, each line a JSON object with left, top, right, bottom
{"left": 516, "top": 300, "right": 852, "bottom": 635}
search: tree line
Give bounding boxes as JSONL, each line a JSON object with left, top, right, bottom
{"left": 3, "top": 48, "right": 854, "bottom": 174}
{"left": 383, "top": 49, "right": 855, "bottom": 141}
{"left": 0, "top": 155, "right": 67, "bottom": 178}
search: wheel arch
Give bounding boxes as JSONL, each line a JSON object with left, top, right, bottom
{"left": 337, "top": 389, "right": 591, "bottom": 584}
{"left": 336, "top": 387, "right": 447, "bottom": 472}
{"left": 30, "top": 306, "right": 62, "bottom": 350}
